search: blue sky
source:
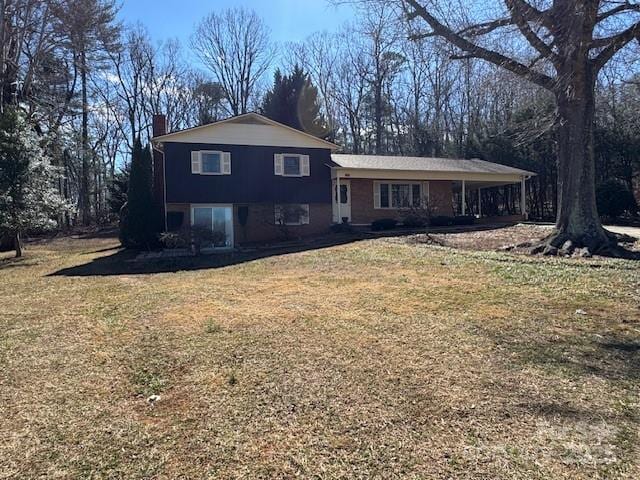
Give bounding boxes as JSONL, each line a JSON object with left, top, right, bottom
{"left": 118, "top": 0, "right": 355, "bottom": 52}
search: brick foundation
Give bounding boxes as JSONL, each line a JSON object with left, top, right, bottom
{"left": 166, "top": 202, "right": 332, "bottom": 246}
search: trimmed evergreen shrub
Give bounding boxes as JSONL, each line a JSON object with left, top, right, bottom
{"left": 452, "top": 215, "right": 476, "bottom": 226}
{"left": 430, "top": 215, "right": 475, "bottom": 227}
{"left": 402, "top": 214, "right": 427, "bottom": 228}
{"left": 371, "top": 218, "right": 398, "bottom": 231}
{"left": 430, "top": 216, "right": 454, "bottom": 227}
{"left": 119, "top": 139, "right": 161, "bottom": 249}
{"left": 330, "top": 223, "right": 353, "bottom": 233}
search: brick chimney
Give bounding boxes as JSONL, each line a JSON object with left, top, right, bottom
{"left": 152, "top": 114, "right": 167, "bottom": 229}
{"left": 152, "top": 113, "right": 167, "bottom": 138}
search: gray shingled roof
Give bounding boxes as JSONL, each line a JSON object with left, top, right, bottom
{"left": 331, "top": 154, "right": 536, "bottom": 176}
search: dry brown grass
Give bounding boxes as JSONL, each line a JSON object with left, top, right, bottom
{"left": 1, "top": 233, "right": 639, "bottom": 479}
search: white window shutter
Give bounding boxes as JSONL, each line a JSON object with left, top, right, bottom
{"left": 422, "top": 181, "right": 430, "bottom": 205}
{"left": 274, "top": 154, "right": 284, "bottom": 175}
{"left": 301, "top": 204, "right": 310, "bottom": 224}
{"left": 301, "top": 155, "right": 310, "bottom": 176}
{"left": 222, "top": 152, "right": 232, "bottom": 174}
{"left": 191, "top": 151, "right": 201, "bottom": 174}
{"left": 373, "top": 182, "right": 381, "bottom": 208}
{"left": 274, "top": 204, "right": 283, "bottom": 224}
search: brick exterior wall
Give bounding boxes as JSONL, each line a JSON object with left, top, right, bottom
{"left": 166, "top": 202, "right": 331, "bottom": 246}
{"left": 233, "top": 203, "right": 331, "bottom": 245}
{"left": 349, "top": 178, "right": 454, "bottom": 225}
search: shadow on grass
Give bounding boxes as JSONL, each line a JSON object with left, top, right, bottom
{"left": 49, "top": 224, "right": 522, "bottom": 277}
{"left": 497, "top": 333, "right": 640, "bottom": 382}
{"left": 48, "top": 235, "right": 365, "bottom": 277}
{"left": 0, "top": 256, "right": 28, "bottom": 270}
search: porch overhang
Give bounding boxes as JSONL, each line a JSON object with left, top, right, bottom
{"left": 331, "top": 167, "right": 532, "bottom": 185}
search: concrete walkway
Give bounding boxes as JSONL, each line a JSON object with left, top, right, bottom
{"left": 605, "top": 225, "right": 640, "bottom": 239}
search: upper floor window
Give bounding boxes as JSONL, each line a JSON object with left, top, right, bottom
{"left": 274, "top": 154, "right": 310, "bottom": 177}
{"left": 191, "top": 150, "right": 231, "bottom": 175}
{"left": 284, "top": 155, "right": 301, "bottom": 175}
{"left": 202, "top": 152, "right": 221, "bottom": 173}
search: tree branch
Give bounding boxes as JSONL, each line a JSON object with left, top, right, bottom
{"left": 504, "top": 0, "right": 554, "bottom": 29}
{"left": 458, "top": 18, "right": 512, "bottom": 37}
{"left": 403, "top": 0, "right": 556, "bottom": 91}
{"left": 410, "top": 18, "right": 512, "bottom": 41}
{"left": 505, "top": 0, "right": 557, "bottom": 65}
{"left": 597, "top": 2, "right": 640, "bottom": 23}
{"left": 592, "top": 20, "right": 640, "bottom": 70}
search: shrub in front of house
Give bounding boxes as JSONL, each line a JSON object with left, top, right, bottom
{"left": 159, "top": 231, "right": 189, "bottom": 250}
{"left": 330, "top": 222, "right": 353, "bottom": 234}
{"left": 402, "top": 214, "right": 428, "bottom": 228}
{"left": 430, "top": 216, "right": 453, "bottom": 227}
{"left": 159, "top": 226, "right": 226, "bottom": 254}
{"left": 430, "top": 215, "right": 475, "bottom": 227}
{"left": 371, "top": 218, "right": 398, "bottom": 231}
{"left": 451, "top": 215, "right": 475, "bottom": 226}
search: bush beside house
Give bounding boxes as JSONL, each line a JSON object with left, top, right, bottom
{"left": 119, "top": 139, "right": 161, "bottom": 249}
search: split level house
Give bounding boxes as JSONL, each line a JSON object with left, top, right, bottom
{"left": 151, "top": 112, "right": 535, "bottom": 249}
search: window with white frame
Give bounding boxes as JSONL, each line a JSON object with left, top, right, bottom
{"left": 274, "top": 154, "right": 310, "bottom": 177}
{"left": 191, "top": 150, "right": 231, "bottom": 175}
{"left": 274, "top": 204, "right": 310, "bottom": 225}
{"left": 375, "top": 182, "right": 426, "bottom": 209}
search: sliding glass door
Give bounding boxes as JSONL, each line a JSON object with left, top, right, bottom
{"left": 191, "top": 205, "right": 234, "bottom": 248}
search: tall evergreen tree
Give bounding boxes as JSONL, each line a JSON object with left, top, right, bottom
{"left": 0, "top": 109, "right": 69, "bottom": 257}
{"left": 261, "top": 65, "right": 328, "bottom": 138}
{"left": 119, "top": 139, "right": 158, "bottom": 249}
{"left": 107, "top": 163, "right": 129, "bottom": 216}
{"left": 51, "top": 0, "right": 120, "bottom": 226}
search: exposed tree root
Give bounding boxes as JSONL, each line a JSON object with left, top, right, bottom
{"left": 530, "top": 228, "right": 639, "bottom": 259}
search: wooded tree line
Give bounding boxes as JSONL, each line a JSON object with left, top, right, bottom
{"left": 1, "top": 1, "right": 639, "bottom": 245}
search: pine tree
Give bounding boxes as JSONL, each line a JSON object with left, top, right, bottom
{"left": 261, "top": 65, "right": 328, "bottom": 138}
{"left": 107, "top": 164, "right": 129, "bottom": 217}
{"left": 0, "top": 109, "right": 69, "bottom": 257}
{"left": 119, "top": 139, "right": 159, "bottom": 249}
{"left": 51, "top": 0, "right": 120, "bottom": 225}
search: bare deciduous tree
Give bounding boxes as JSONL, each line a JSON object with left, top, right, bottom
{"left": 396, "top": 0, "right": 640, "bottom": 254}
{"left": 191, "top": 7, "right": 275, "bottom": 116}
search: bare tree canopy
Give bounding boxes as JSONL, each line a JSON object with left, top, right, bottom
{"left": 191, "top": 7, "right": 275, "bottom": 116}
{"left": 1, "top": 0, "right": 639, "bottom": 258}
{"left": 394, "top": 0, "right": 640, "bottom": 254}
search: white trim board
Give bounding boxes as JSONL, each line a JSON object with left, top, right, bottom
{"left": 153, "top": 113, "right": 338, "bottom": 150}
{"left": 333, "top": 168, "right": 529, "bottom": 184}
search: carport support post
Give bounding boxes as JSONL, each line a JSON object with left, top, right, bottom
{"left": 478, "top": 188, "right": 482, "bottom": 217}
{"left": 336, "top": 174, "right": 341, "bottom": 223}
{"left": 521, "top": 176, "right": 528, "bottom": 220}
{"left": 461, "top": 180, "right": 466, "bottom": 216}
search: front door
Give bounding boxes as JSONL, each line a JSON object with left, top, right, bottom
{"left": 191, "top": 205, "right": 234, "bottom": 248}
{"left": 333, "top": 179, "right": 351, "bottom": 223}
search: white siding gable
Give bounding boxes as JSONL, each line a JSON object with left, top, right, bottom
{"left": 154, "top": 113, "right": 338, "bottom": 150}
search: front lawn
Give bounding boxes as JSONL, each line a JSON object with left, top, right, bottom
{"left": 1, "top": 233, "right": 639, "bottom": 479}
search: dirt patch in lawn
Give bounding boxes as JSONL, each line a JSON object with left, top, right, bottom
{"left": 400, "top": 223, "right": 640, "bottom": 255}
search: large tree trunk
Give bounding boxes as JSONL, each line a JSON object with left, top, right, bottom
{"left": 14, "top": 231, "right": 22, "bottom": 258}
{"left": 80, "top": 49, "right": 91, "bottom": 226}
{"left": 545, "top": 71, "right": 612, "bottom": 254}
